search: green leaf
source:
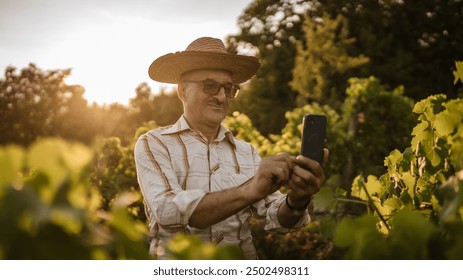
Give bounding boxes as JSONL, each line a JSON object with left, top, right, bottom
{"left": 67, "top": 182, "right": 100, "bottom": 210}
{"left": 312, "top": 186, "right": 337, "bottom": 212}
{"left": 27, "top": 139, "right": 93, "bottom": 204}
{"left": 364, "top": 175, "right": 383, "bottom": 196}
{"left": 109, "top": 193, "right": 147, "bottom": 241}
{"left": 384, "top": 149, "right": 403, "bottom": 169}
{"left": 166, "top": 234, "right": 243, "bottom": 260}
{"left": 413, "top": 95, "right": 447, "bottom": 119}
{"left": 350, "top": 175, "right": 383, "bottom": 203}
{"left": 411, "top": 121, "right": 431, "bottom": 149}
{"left": 428, "top": 148, "right": 442, "bottom": 167}
{"left": 376, "top": 197, "right": 402, "bottom": 220}
{"left": 333, "top": 215, "right": 377, "bottom": 247}
{"left": 413, "top": 99, "right": 429, "bottom": 114}
{"left": 61, "top": 142, "right": 93, "bottom": 172}
{"left": 434, "top": 110, "right": 457, "bottom": 136}
{"left": 453, "top": 61, "right": 463, "bottom": 85}
{"left": 333, "top": 214, "right": 387, "bottom": 259}
{"left": 450, "top": 141, "right": 463, "bottom": 171}
{"left": 351, "top": 176, "right": 368, "bottom": 201}
{"left": 28, "top": 140, "right": 69, "bottom": 203}
{"left": 109, "top": 207, "right": 147, "bottom": 241}
{"left": 438, "top": 172, "right": 463, "bottom": 223}
{"left": 402, "top": 172, "right": 417, "bottom": 201}
{"left": 318, "top": 215, "right": 338, "bottom": 240}
{"left": 390, "top": 208, "right": 438, "bottom": 259}
{"left": 50, "top": 207, "right": 84, "bottom": 234}
{"left": 0, "top": 145, "right": 25, "bottom": 192}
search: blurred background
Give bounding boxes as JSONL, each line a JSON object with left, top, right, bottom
{"left": 1, "top": 0, "right": 463, "bottom": 260}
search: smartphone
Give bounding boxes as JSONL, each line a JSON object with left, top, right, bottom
{"left": 301, "top": 114, "right": 327, "bottom": 164}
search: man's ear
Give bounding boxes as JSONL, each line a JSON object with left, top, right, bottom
{"left": 177, "top": 83, "right": 186, "bottom": 102}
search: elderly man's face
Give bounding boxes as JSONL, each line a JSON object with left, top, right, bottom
{"left": 179, "top": 69, "right": 233, "bottom": 130}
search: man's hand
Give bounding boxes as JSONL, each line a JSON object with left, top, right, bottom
{"left": 286, "top": 148, "right": 329, "bottom": 209}
{"left": 189, "top": 152, "right": 296, "bottom": 229}
{"left": 247, "top": 153, "right": 296, "bottom": 202}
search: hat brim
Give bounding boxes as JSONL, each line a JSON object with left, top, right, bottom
{"left": 148, "top": 51, "right": 260, "bottom": 84}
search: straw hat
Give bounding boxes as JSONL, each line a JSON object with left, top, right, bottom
{"left": 148, "top": 37, "right": 260, "bottom": 84}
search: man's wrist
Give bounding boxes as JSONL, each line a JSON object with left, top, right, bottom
{"left": 285, "top": 194, "right": 311, "bottom": 213}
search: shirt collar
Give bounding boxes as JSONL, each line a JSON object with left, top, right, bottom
{"left": 161, "top": 115, "right": 191, "bottom": 134}
{"left": 161, "top": 115, "right": 236, "bottom": 147}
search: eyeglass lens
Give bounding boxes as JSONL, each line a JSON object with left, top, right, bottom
{"left": 202, "top": 80, "right": 238, "bottom": 98}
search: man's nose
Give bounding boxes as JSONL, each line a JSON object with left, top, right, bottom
{"left": 215, "top": 86, "right": 227, "bottom": 100}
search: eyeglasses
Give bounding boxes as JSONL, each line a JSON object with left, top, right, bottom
{"left": 182, "top": 79, "right": 240, "bottom": 99}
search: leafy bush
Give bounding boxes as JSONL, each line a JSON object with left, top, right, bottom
{"left": 0, "top": 139, "right": 151, "bottom": 259}
{"left": 317, "top": 94, "right": 463, "bottom": 259}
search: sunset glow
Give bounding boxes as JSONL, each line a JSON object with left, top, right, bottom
{"left": 0, "top": 0, "right": 251, "bottom": 105}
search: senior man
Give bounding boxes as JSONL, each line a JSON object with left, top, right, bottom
{"left": 134, "top": 37, "right": 327, "bottom": 259}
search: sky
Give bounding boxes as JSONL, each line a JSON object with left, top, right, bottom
{"left": 0, "top": 0, "right": 253, "bottom": 105}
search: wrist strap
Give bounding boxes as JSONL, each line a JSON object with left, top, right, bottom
{"left": 285, "top": 194, "right": 310, "bottom": 211}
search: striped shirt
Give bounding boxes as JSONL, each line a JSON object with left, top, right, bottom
{"left": 134, "top": 116, "right": 309, "bottom": 259}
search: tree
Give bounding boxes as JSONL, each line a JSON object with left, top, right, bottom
{"left": 291, "top": 13, "right": 369, "bottom": 108}
{"left": 129, "top": 83, "right": 182, "bottom": 127}
{"left": 340, "top": 76, "right": 416, "bottom": 187}
{"left": 0, "top": 64, "right": 80, "bottom": 146}
{"left": 227, "top": 0, "right": 308, "bottom": 135}
{"left": 229, "top": 0, "right": 463, "bottom": 137}
{"left": 89, "top": 137, "right": 145, "bottom": 221}
{"left": 310, "top": 0, "right": 463, "bottom": 101}
{"left": 53, "top": 85, "right": 105, "bottom": 144}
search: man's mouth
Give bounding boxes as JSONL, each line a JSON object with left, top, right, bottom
{"left": 207, "top": 99, "right": 225, "bottom": 108}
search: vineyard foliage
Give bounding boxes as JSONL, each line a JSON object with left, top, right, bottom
{"left": 0, "top": 139, "right": 151, "bottom": 259}
{"left": 1, "top": 62, "right": 462, "bottom": 259}
{"left": 327, "top": 63, "right": 463, "bottom": 259}
{"left": 331, "top": 94, "right": 463, "bottom": 259}
{"left": 226, "top": 76, "right": 416, "bottom": 189}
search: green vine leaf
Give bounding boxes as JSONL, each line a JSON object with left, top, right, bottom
{"left": 434, "top": 110, "right": 457, "bottom": 136}
{"left": 0, "top": 145, "right": 25, "bottom": 193}
{"left": 333, "top": 214, "right": 388, "bottom": 259}
{"left": 389, "top": 208, "right": 438, "bottom": 259}
{"left": 453, "top": 61, "right": 463, "bottom": 85}
{"left": 312, "top": 186, "right": 337, "bottom": 212}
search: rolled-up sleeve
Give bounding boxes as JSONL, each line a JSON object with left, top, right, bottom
{"left": 134, "top": 133, "right": 206, "bottom": 228}
{"left": 262, "top": 193, "right": 310, "bottom": 232}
